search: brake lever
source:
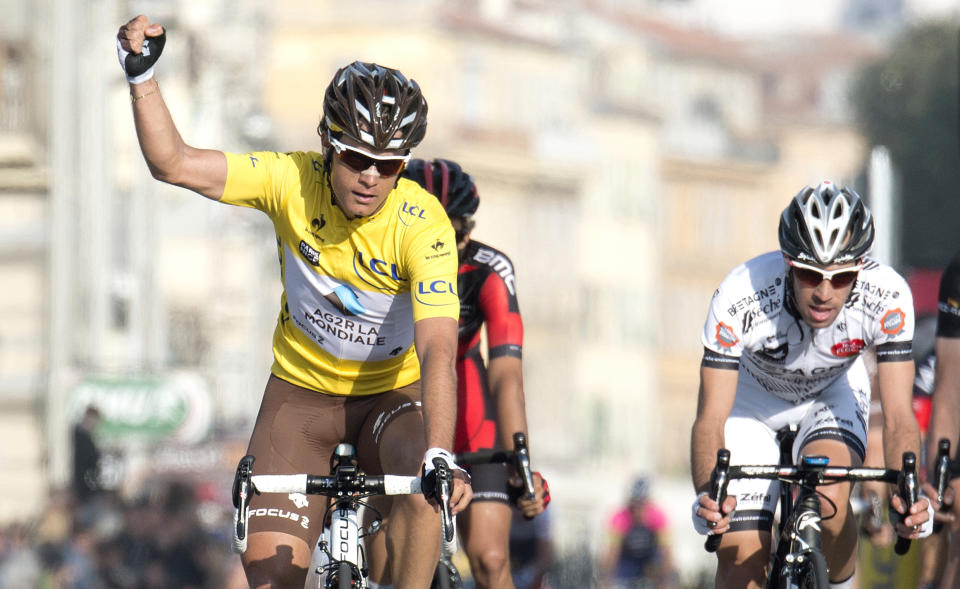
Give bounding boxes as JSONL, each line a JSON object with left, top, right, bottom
{"left": 232, "top": 455, "right": 255, "bottom": 553}
{"left": 433, "top": 457, "right": 455, "bottom": 543}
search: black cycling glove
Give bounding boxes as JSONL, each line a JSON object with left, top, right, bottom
{"left": 116, "top": 29, "right": 166, "bottom": 84}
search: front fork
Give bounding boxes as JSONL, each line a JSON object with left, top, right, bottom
{"left": 769, "top": 493, "right": 823, "bottom": 588}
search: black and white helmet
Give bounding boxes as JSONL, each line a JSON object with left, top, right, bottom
{"left": 778, "top": 181, "right": 875, "bottom": 265}
{"left": 320, "top": 61, "right": 428, "bottom": 151}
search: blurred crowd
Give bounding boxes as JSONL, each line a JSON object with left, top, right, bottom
{"left": 0, "top": 481, "right": 246, "bottom": 589}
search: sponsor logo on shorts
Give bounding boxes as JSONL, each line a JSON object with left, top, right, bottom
{"left": 289, "top": 493, "right": 309, "bottom": 508}
{"left": 248, "top": 508, "right": 311, "bottom": 529}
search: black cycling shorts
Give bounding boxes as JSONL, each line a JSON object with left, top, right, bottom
{"left": 465, "top": 462, "right": 510, "bottom": 504}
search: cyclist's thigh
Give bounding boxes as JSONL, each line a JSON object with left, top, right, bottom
{"left": 724, "top": 380, "right": 787, "bottom": 537}
{"left": 469, "top": 461, "right": 511, "bottom": 503}
{"left": 461, "top": 463, "right": 512, "bottom": 553}
{"left": 461, "top": 500, "right": 512, "bottom": 557}
{"left": 245, "top": 374, "right": 347, "bottom": 545}
{"left": 354, "top": 380, "right": 424, "bottom": 476}
{"left": 242, "top": 531, "right": 312, "bottom": 588}
{"left": 795, "top": 361, "right": 869, "bottom": 465}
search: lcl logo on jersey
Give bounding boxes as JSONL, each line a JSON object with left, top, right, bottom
{"left": 398, "top": 201, "right": 428, "bottom": 225}
{"left": 354, "top": 251, "right": 407, "bottom": 283}
{"left": 414, "top": 279, "right": 458, "bottom": 306}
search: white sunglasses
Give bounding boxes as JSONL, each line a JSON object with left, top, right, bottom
{"left": 328, "top": 137, "right": 410, "bottom": 176}
{"left": 788, "top": 259, "right": 864, "bottom": 287}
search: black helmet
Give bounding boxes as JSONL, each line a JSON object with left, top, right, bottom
{"left": 402, "top": 159, "right": 479, "bottom": 218}
{"left": 778, "top": 181, "right": 874, "bottom": 265}
{"left": 321, "top": 61, "right": 428, "bottom": 151}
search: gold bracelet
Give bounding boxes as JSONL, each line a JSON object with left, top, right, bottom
{"left": 130, "top": 80, "right": 160, "bottom": 103}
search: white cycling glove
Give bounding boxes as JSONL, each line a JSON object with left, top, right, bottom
{"left": 421, "top": 447, "right": 466, "bottom": 502}
{"left": 691, "top": 491, "right": 716, "bottom": 536}
{"left": 423, "top": 447, "right": 460, "bottom": 475}
{"left": 116, "top": 30, "right": 166, "bottom": 84}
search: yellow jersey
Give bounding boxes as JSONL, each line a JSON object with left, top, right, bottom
{"left": 221, "top": 151, "right": 459, "bottom": 395}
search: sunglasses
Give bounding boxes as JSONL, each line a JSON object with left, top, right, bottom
{"left": 329, "top": 137, "right": 410, "bottom": 176}
{"left": 454, "top": 218, "right": 476, "bottom": 243}
{"left": 789, "top": 259, "right": 863, "bottom": 288}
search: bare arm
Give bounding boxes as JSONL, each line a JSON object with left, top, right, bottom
{"left": 414, "top": 316, "right": 459, "bottom": 450}
{"left": 878, "top": 358, "right": 937, "bottom": 535}
{"left": 927, "top": 337, "right": 960, "bottom": 474}
{"left": 488, "top": 355, "right": 527, "bottom": 450}
{"left": 876, "top": 359, "right": 921, "bottom": 468}
{"left": 119, "top": 15, "right": 227, "bottom": 199}
{"left": 691, "top": 365, "right": 739, "bottom": 492}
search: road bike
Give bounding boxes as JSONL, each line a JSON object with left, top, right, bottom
{"left": 703, "top": 425, "right": 918, "bottom": 588}
{"left": 231, "top": 443, "right": 457, "bottom": 589}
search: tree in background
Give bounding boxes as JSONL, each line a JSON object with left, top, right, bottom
{"left": 852, "top": 21, "right": 960, "bottom": 270}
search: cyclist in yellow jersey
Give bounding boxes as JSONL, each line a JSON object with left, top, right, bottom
{"left": 117, "top": 15, "right": 472, "bottom": 589}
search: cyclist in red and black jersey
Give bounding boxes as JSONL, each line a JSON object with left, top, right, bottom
{"left": 925, "top": 251, "right": 960, "bottom": 587}
{"left": 404, "top": 158, "right": 549, "bottom": 589}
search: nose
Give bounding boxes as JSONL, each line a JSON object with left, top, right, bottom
{"left": 358, "top": 165, "right": 380, "bottom": 185}
{"left": 812, "top": 279, "right": 834, "bottom": 302}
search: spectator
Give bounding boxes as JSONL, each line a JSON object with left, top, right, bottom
{"left": 72, "top": 407, "right": 103, "bottom": 504}
{"left": 509, "top": 507, "right": 555, "bottom": 589}
{"left": 599, "top": 478, "right": 678, "bottom": 589}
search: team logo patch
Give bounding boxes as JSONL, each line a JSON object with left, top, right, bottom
{"left": 299, "top": 240, "right": 320, "bottom": 265}
{"left": 831, "top": 338, "right": 866, "bottom": 357}
{"left": 715, "top": 322, "right": 739, "bottom": 348}
{"left": 880, "top": 308, "right": 906, "bottom": 335}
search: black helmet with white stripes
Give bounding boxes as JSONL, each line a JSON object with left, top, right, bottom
{"left": 320, "top": 61, "right": 428, "bottom": 151}
{"left": 778, "top": 181, "right": 875, "bottom": 265}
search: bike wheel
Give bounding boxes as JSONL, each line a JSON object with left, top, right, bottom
{"left": 431, "top": 558, "right": 462, "bottom": 589}
{"left": 337, "top": 561, "right": 353, "bottom": 589}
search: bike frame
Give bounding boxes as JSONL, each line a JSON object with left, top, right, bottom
{"left": 232, "top": 443, "right": 454, "bottom": 589}
{"left": 704, "top": 426, "right": 918, "bottom": 589}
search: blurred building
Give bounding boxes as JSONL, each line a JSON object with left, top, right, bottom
{"left": 0, "top": 0, "right": 48, "bottom": 522}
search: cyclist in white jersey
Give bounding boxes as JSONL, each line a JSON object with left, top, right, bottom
{"left": 690, "top": 181, "right": 934, "bottom": 589}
